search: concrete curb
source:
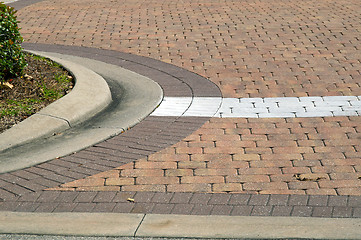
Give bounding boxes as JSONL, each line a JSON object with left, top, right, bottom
{"left": 0, "top": 51, "right": 163, "bottom": 173}
{"left": 1, "top": 211, "right": 361, "bottom": 239}
{"left": 0, "top": 51, "right": 112, "bottom": 152}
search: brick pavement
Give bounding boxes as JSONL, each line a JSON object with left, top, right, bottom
{"left": 1, "top": 0, "right": 360, "bottom": 218}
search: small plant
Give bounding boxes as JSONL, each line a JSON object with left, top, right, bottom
{"left": 0, "top": 2, "right": 27, "bottom": 83}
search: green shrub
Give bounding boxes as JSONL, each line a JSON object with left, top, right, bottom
{"left": 0, "top": 2, "right": 26, "bottom": 82}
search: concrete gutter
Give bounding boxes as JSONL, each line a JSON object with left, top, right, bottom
{"left": 1, "top": 211, "right": 361, "bottom": 239}
{"left": 0, "top": 52, "right": 112, "bottom": 152}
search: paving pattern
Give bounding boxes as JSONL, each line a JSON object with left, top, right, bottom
{"left": 1, "top": 0, "right": 360, "bottom": 218}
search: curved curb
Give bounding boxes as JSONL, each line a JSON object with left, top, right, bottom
{"left": 0, "top": 51, "right": 112, "bottom": 152}
{"left": 0, "top": 51, "right": 164, "bottom": 174}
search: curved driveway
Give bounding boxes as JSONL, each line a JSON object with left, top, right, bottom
{"left": 1, "top": 0, "right": 361, "bottom": 218}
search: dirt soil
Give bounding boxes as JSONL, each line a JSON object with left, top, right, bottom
{"left": 0, "top": 52, "right": 74, "bottom": 134}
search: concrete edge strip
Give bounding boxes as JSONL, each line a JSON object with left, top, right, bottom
{"left": 1, "top": 211, "right": 361, "bottom": 239}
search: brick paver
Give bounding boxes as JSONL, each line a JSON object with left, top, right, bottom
{"left": 2, "top": 0, "right": 360, "bottom": 218}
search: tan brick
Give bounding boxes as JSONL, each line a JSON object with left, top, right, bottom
{"left": 213, "top": 183, "right": 243, "bottom": 192}
{"left": 226, "top": 174, "right": 270, "bottom": 183}
{"left": 318, "top": 180, "right": 361, "bottom": 189}
{"left": 207, "top": 160, "right": 248, "bottom": 169}
{"left": 336, "top": 188, "right": 361, "bottom": 195}
{"left": 233, "top": 153, "right": 260, "bottom": 161}
{"left": 281, "top": 167, "right": 312, "bottom": 174}
{"left": 203, "top": 146, "right": 244, "bottom": 154}
{"left": 178, "top": 161, "right": 207, "bottom": 169}
{"left": 120, "top": 169, "right": 163, "bottom": 177}
{"left": 135, "top": 161, "right": 177, "bottom": 169}
{"left": 122, "top": 184, "right": 166, "bottom": 192}
{"left": 249, "top": 160, "right": 293, "bottom": 168}
{"left": 175, "top": 147, "right": 203, "bottom": 154}
{"left": 305, "top": 188, "right": 338, "bottom": 195}
{"left": 76, "top": 186, "right": 120, "bottom": 191}
{"left": 136, "top": 176, "right": 179, "bottom": 185}
{"left": 148, "top": 153, "right": 189, "bottom": 162}
{"left": 260, "top": 189, "right": 306, "bottom": 195}
{"left": 288, "top": 181, "right": 319, "bottom": 190}
{"left": 191, "top": 153, "right": 232, "bottom": 162}
{"left": 244, "top": 147, "right": 273, "bottom": 154}
{"left": 272, "top": 146, "right": 314, "bottom": 154}
{"left": 62, "top": 178, "right": 104, "bottom": 188}
{"left": 311, "top": 166, "right": 355, "bottom": 173}
{"left": 165, "top": 169, "right": 193, "bottom": 177}
{"left": 215, "top": 140, "right": 256, "bottom": 148}
{"left": 115, "top": 162, "right": 135, "bottom": 169}
{"left": 167, "top": 183, "right": 212, "bottom": 192}
{"left": 261, "top": 153, "right": 302, "bottom": 161}
{"left": 105, "top": 177, "right": 134, "bottom": 186}
{"left": 194, "top": 168, "right": 238, "bottom": 176}
{"left": 243, "top": 182, "right": 288, "bottom": 191}
{"left": 238, "top": 167, "right": 281, "bottom": 175}
{"left": 181, "top": 176, "right": 224, "bottom": 184}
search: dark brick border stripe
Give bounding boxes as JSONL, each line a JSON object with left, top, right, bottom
{"left": 1, "top": 191, "right": 360, "bottom": 218}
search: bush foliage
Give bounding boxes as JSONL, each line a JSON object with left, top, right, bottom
{"left": 0, "top": 2, "right": 26, "bottom": 82}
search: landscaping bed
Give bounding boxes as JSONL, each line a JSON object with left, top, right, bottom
{"left": 0, "top": 52, "right": 74, "bottom": 134}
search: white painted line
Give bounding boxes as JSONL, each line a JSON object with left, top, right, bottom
{"left": 151, "top": 96, "right": 361, "bottom": 118}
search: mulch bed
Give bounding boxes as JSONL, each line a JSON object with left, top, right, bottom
{"left": 0, "top": 52, "right": 73, "bottom": 134}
